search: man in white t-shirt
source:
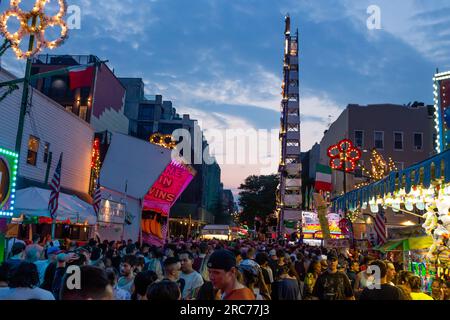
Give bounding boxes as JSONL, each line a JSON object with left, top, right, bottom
{"left": 179, "top": 251, "right": 204, "bottom": 300}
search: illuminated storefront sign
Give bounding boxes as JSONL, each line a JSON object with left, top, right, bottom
{"left": 0, "top": 147, "right": 18, "bottom": 217}
{"left": 302, "top": 211, "right": 343, "bottom": 239}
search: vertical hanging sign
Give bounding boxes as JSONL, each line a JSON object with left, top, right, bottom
{"left": 0, "top": 147, "right": 18, "bottom": 217}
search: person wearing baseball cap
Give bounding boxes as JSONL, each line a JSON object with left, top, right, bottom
{"left": 312, "top": 251, "right": 355, "bottom": 300}
{"left": 207, "top": 249, "right": 255, "bottom": 300}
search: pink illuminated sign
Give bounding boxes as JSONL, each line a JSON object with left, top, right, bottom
{"left": 143, "top": 160, "right": 195, "bottom": 215}
{"left": 142, "top": 160, "right": 196, "bottom": 246}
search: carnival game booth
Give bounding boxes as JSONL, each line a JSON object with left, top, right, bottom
{"left": 12, "top": 187, "right": 97, "bottom": 243}
{"left": 332, "top": 149, "right": 450, "bottom": 282}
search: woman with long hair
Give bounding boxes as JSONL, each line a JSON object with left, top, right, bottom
{"left": 303, "top": 260, "right": 322, "bottom": 299}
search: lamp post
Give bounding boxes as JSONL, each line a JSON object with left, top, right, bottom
{"left": 0, "top": 1, "right": 69, "bottom": 246}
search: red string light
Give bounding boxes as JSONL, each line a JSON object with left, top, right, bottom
{"left": 327, "top": 139, "right": 361, "bottom": 173}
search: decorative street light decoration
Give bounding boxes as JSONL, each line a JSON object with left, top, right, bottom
{"left": 0, "top": 0, "right": 68, "bottom": 59}
{"left": 149, "top": 133, "right": 177, "bottom": 149}
{"left": 327, "top": 139, "right": 362, "bottom": 246}
{"left": 327, "top": 139, "right": 362, "bottom": 173}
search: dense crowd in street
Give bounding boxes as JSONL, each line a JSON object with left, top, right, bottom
{"left": 0, "top": 235, "right": 449, "bottom": 301}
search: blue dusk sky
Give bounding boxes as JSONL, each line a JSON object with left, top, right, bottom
{"left": 1, "top": 0, "right": 450, "bottom": 193}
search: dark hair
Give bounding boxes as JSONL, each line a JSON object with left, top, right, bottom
{"left": 11, "top": 242, "right": 26, "bottom": 256}
{"left": 91, "top": 247, "right": 102, "bottom": 261}
{"left": 146, "top": 280, "right": 180, "bottom": 301}
{"left": 121, "top": 254, "right": 137, "bottom": 266}
{"left": 105, "top": 267, "right": 119, "bottom": 286}
{"left": 163, "top": 257, "right": 179, "bottom": 269}
{"left": 408, "top": 275, "right": 422, "bottom": 291}
{"left": 126, "top": 244, "right": 137, "bottom": 255}
{"left": 8, "top": 262, "right": 39, "bottom": 288}
{"left": 396, "top": 270, "right": 413, "bottom": 286}
{"left": 255, "top": 252, "right": 269, "bottom": 266}
{"left": 133, "top": 271, "right": 158, "bottom": 298}
{"left": 370, "top": 260, "right": 387, "bottom": 278}
{"left": 60, "top": 266, "right": 111, "bottom": 300}
{"left": 307, "top": 260, "right": 321, "bottom": 274}
{"left": 178, "top": 251, "right": 194, "bottom": 261}
{"left": 32, "top": 234, "right": 41, "bottom": 243}
{"left": 276, "top": 249, "right": 285, "bottom": 259}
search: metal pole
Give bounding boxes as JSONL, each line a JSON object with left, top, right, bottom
{"left": 44, "top": 152, "right": 53, "bottom": 184}
{"left": 15, "top": 16, "right": 38, "bottom": 157}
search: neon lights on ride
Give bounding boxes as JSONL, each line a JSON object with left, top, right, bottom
{"left": 327, "top": 139, "right": 362, "bottom": 173}
{"left": 0, "top": 0, "right": 68, "bottom": 59}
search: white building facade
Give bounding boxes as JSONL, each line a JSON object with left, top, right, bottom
{"left": 0, "top": 68, "right": 94, "bottom": 195}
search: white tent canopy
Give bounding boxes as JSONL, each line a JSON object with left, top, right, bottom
{"left": 13, "top": 187, "right": 97, "bottom": 225}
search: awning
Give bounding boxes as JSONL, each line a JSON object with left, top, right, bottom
{"left": 374, "top": 236, "right": 434, "bottom": 252}
{"left": 332, "top": 149, "right": 450, "bottom": 212}
{"left": 13, "top": 187, "right": 97, "bottom": 225}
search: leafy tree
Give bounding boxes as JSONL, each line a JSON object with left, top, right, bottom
{"left": 238, "top": 174, "right": 279, "bottom": 228}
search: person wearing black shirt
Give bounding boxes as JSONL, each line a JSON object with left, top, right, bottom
{"left": 359, "top": 260, "right": 404, "bottom": 300}
{"left": 312, "top": 252, "right": 355, "bottom": 300}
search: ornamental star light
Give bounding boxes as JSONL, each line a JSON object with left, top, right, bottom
{"left": 0, "top": 0, "right": 68, "bottom": 59}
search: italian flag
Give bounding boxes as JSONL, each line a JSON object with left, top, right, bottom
{"left": 68, "top": 65, "right": 95, "bottom": 90}
{"left": 315, "top": 164, "right": 332, "bottom": 192}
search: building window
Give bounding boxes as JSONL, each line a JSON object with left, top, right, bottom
{"left": 43, "top": 142, "right": 50, "bottom": 163}
{"left": 414, "top": 133, "right": 423, "bottom": 150}
{"left": 79, "top": 105, "right": 88, "bottom": 121}
{"left": 374, "top": 131, "right": 384, "bottom": 149}
{"left": 65, "top": 105, "right": 73, "bottom": 113}
{"left": 27, "top": 135, "right": 40, "bottom": 166}
{"left": 139, "top": 105, "right": 155, "bottom": 120}
{"left": 394, "top": 132, "right": 404, "bottom": 150}
{"left": 355, "top": 130, "right": 364, "bottom": 148}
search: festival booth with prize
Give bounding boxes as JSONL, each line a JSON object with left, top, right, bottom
{"left": 332, "top": 149, "right": 450, "bottom": 283}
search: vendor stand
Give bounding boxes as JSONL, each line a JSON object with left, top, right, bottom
{"left": 332, "top": 149, "right": 450, "bottom": 283}
{"left": 10, "top": 187, "right": 97, "bottom": 245}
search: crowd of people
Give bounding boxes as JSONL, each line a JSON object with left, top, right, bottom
{"left": 0, "top": 234, "right": 449, "bottom": 301}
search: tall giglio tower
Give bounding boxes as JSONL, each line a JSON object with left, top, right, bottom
{"left": 277, "top": 14, "right": 302, "bottom": 238}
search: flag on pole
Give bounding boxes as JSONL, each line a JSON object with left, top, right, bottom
{"left": 315, "top": 164, "right": 332, "bottom": 192}
{"left": 93, "top": 178, "right": 102, "bottom": 215}
{"left": 48, "top": 153, "right": 63, "bottom": 219}
{"left": 68, "top": 65, "right": 95, "bottom": 90}
{"left": 374, "top": 209, "right": 387, "bottom": 245}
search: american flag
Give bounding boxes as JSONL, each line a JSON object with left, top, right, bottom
{"left": 48, "top": 153, "right": 63, "bottom": 219}
{"left": 374, "top": 209, "right": 387, "bottom": 245}
{"left": 93, "top": 178, "right": 102, "bottom": 215}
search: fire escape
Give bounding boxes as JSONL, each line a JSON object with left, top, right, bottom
{"left": 277, "top": 15, "right": 302, "bottom": 237}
